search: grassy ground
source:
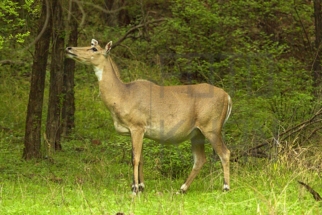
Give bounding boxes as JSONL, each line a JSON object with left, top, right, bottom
{"left": 0, "top": 72, "right": 321, "bottom": 214}
{"left": 0, "top": 136, "right": 321, "bottom": 215}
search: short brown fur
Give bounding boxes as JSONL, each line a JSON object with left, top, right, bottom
{"left": 66, "top": 39, "right": 232, "bottom": 194}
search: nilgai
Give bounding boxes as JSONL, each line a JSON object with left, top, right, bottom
{"left": 66, "top": 39, "right": 232, "bottom": 194}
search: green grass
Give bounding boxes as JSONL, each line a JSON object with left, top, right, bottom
{"left": 0, "top": 72, "right": 321, "bottom": 214}
{"left": 1, "top": 132, "right": 321, "bottom": 214}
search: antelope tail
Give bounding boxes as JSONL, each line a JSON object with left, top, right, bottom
{"left": 224, "top": 95, "right": 232, "bottom": 125}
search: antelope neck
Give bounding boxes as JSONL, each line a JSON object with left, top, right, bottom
{"left": 95, "top": 56, "right": 126, "bottom": 93}
{"left": 94, "top": 66, "right": 103, "bottom": 81}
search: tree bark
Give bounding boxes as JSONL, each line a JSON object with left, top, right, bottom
{"left": 23, "top": 0, "right": 52, "bottom": 160}
{"left": 313, "top": 0, "right": 322, "bottom": 88}
{"left": 62, "top": 1, "right": 78, "bottom": 137}
{"left": 104, "top": 0, "right": 118, "bottom": 26}
{"left": 45, "top": 0, "right": 64, "bottom": 151}
{"left": 104, "top": 0, "right": 129, "bottom": 26}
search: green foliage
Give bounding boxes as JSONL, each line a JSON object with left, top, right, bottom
{"left": 222, "top": 40, "right": 315, "bottom": 146}
{"left": 145, "top": 142, "right": 193, "bottom": 178}
{"left": 0, "top": 71, "right": 29, "bottom": 135}
{"left": 0, "top": 0, "right": 37, "bottom": 50}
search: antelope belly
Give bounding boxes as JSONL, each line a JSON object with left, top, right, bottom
{"left": 144, "top": 126, "right": 200, "bottom": 144}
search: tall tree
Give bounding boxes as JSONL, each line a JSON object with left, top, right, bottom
{"left": 45, "top": 0, "right": 64, "bottom": 151}
{"left": 61, "top": 0, "right": 78, "bottom": 137}
{"left": 314, "top": 0, "right": 322, "bottom": 88}
{"left": 23, "top": 0, "right": 52, "bottom": 159}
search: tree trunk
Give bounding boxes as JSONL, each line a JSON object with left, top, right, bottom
{"left": 23, "top": 0, "right": 52, "bottom": 160}
{"left": 62, "top": 1, "right": 78, "bottom": 137}
{"left": 45, "top": 0, "right": 64, "bottom": 151}
{"left": 104, "top": 0, "right": 117, "bottom": 26}
{"left": 104, "top": 0, "right": 129, "bottom": 26}
{"left": 313, "top": 0, "right": 322, "bottom": 88}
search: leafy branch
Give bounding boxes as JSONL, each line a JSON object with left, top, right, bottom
{"left": 113, "top": 18, "right": 167, "bottom": 48}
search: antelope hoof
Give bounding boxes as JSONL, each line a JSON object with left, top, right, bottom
{"left": 132, "top": 184, "right": 139, "bottom": 194}
{"left": 223, "top": 184, "right": 230, "bottom": 191}
{"left": 138, "top": 183, "right": 145, "bottom": 192}
{"left": 176, "top": 183, "right": 187, "bottom": 194}
{"left": 132, "top": 183, "right": 144, "bottom": 194}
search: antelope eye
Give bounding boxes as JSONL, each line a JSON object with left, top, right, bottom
{"left": 92, "top": 47, "right": 98, "bottom": 51}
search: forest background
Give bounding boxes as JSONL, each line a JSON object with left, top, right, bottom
{"left": 0, "top": 0, "right": 322, "bottom": 214}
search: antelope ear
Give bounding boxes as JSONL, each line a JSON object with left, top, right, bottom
{"left": 91, "top": 39, "right": 98, "bottom": 47}
{"left": 105, "top": 41, "right": 112, "bottom": 53}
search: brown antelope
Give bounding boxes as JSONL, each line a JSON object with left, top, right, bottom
{"left": 66, "top": 39, "right": 232, "bottom": 194}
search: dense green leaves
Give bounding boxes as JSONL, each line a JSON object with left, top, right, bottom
{"left": 148, "top": 0, "right": 319, "bottom": 149}
{"left": 0, "top": 0, "right": 38, "bottom": 50}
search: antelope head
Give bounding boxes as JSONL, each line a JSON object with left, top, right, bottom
{"left": 66, "top": 39, "right": 112, "bottom": 66}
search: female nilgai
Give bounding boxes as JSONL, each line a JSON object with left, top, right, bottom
{"left": 66, "top": 39, "right": 232, "bottom": 194}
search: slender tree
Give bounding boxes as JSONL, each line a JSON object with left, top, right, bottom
{"left": 45, "top": 0, "right": 65, "bottom": 151}
{"left": 313, "top": 0, "right": 322, "bottom": 88}
{"left": 23, "top": 0, "right": 52, "bottom": 159}
{"left": 62, "top": 0, "right": 78, "bottom": 137}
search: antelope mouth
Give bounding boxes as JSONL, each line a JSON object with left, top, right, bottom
{"left": 65, "top": 47, "right": 77, "bottom": 58}
{"left": 65, "top": 51, "right": 77, "bottom": 58}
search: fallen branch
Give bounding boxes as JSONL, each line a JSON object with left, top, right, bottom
{"left": 0, "top": 126, "right": 12, "bottom": 132}
{"left": 0, "top": 60, "right": 27, "bottom": 66}
{"left": 298, "top": 181, "right": 322, "bottom": 201}
{"left": 306, "top": 125, "right": 322, "bottom": 141}
{"left": 231, "top": 108, "right": 322, "bottom": 161}
{"left": 280, "top": 108, "right": 322, "bottom": 141}
{"left": 231, "top": 142, "right": 270, "bottom": 162}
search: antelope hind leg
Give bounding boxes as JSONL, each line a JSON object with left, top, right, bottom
{"left": 179, "top": 135, "right": 206, "bottom": 193}
{"left": 206, "top": 132, "right": 230, "bottom": 191}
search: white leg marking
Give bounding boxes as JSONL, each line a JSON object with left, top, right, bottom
{"left": 132, "top": 184, "right": 138, "bottom": 191}
{"left": 139, "top": 183, "right": 145, "bottom": 189}
{"left": 175, "top": 183, "right": 188, "bottom": 194}
{"left": 180, "top": 183, "right": 187, "bottom": 191}
{"left": 223, "top": 184, "right": 230, "bottom": 191}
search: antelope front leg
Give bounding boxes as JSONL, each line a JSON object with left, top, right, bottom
{"left": 130, "top": 129, "right": 144, "bottom": 195}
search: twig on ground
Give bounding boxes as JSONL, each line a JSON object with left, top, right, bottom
{"left": 298, "top": 181, "right": 322, "bottom": 201}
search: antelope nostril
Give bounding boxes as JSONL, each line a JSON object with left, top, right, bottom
{"left": 66, "top": 47, "right": 72, "bottom": 50}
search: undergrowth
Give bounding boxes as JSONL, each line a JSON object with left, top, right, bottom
{"left": 0, "top": 132, "right": 321, "bottom": 214}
